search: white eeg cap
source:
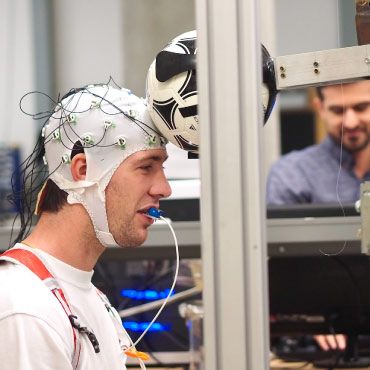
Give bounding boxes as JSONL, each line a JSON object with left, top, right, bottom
{"left": 43, "top": 84, "right": 167, "bottom": 247}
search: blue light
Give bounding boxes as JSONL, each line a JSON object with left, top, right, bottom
{"left": 144, "top": 290, "right": 158, "bottom": 300}
{"left": 123, "top": 321, "right": 171, "bottom": 332}
{"left": 120, "top": 288, "right": 175, "bottom": 301}
{"left": 159, "top": 289, "right": 171, "bottom": 299}
{"left": 121, "top": 289, "right": 137, "bottom": 299}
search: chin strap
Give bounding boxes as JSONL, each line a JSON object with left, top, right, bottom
{"left": 95, "top": 230, "right": 118, "bottom": 247}
{"left": 66, "top": 186, "right": 119, "bottom": 248}
{"left": 46, "top": 171, "right": 119, "bottom": 248}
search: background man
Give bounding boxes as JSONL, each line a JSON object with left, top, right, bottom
{"left": 267, "top": 80, "right": 370, "bottom": 205}
{"left": 0, "top": 84, "right": 171, "bottom": 369}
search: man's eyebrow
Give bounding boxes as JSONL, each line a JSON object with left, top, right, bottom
{"left": 327, "top": 104, "right": 344, "bottom": 110}
{"left": 328, "top": 100, "right": 370, "bottom": 109}
{"left": 353, "top": 101, "right": 370, "bottom": 107}
{"left": 137, "top": 154, "right": 168, "bottom": 163}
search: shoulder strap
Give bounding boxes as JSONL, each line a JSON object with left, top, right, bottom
{"left": 0, "top": 248, "right": 82, "bottom": 369}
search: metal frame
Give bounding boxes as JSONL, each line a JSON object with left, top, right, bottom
{"left": 196, "top": 0, "right": 270, "bottom": 368}
{"left": 275, "top": 44, "right": 370, "bottom": 90}
{"left": 194, "top": 2, "right": 370, "bottom": 367}
{"left": 360, "top": 182, "right": 370, "bottom": 254}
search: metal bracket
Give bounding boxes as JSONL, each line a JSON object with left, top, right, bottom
{"left": 360, "top": 181, "right": 370, "bottom": 254}
{"left": 275, "top": 44, "right": 370, "bottom": 90}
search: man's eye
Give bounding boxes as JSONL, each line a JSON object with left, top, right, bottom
{"left": 330, "top": 107, "right": 344, "bottom": 115}
{"left": 353, "top": 103, "right": 370, "bottom": 112}
{"left": 140, "top": 165, "right": 152, "bottom": 171}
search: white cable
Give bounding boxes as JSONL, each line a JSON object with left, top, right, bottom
{"left": 122, "top": 324, "right": 147, "bottom": 369}
{"left": 138, "top": 359, "right": 146, "bottom": 370}
{"left": 127, "top": 215, "right": 180, "bottom": 348}
{"left": 119, "top": 286, "right": 201, "bottom": 318}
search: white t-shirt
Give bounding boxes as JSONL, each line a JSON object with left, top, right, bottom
{"left": 0, "top": 244, "right": 130, "bottom": 370}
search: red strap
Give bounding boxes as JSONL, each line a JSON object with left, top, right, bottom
{"left": 0, "top": 248, "right": 81, "bottom": 368}
{"left": 1, "top": 249, "right": 54, "bottom": 280}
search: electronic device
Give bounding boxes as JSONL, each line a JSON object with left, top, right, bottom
{"left": 269, "top": 254, "right": 370, "bottom": 367}
{"left": 0, "top": 146, "right": 21, "bottom": 218}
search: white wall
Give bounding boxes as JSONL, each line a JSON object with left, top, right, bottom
{"left": 275, "top": 0, "right": 341, "bottom": 55}
{"left": 52, "top": 0, "right": 124, "bottom": 95}
{"left": 0, "top": 0, "right": 37, "bottom": 158}
{"left": 122, "top": 0, "right": 196, "bottom": 97}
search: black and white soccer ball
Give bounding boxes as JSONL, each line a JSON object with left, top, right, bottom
{"left": 146, "top": 31, "right": 277, "bottom": 156}
{"left": 146, "top": 30, "right": 199, "bottom": 155}
{"left": 261, "top": 44, "right": 278, "bottom": 123}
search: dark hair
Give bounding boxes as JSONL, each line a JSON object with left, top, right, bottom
{"left": 316, "top": 79, "right": 370, "bottom": 101}
{"left": 38, "top": 179, "right": 68, "bottom": 213}
{"left": 38, "top": 140, "right": 85, "bottom": 214}
{"left": 316, "top": 86, "right": 324, "bottom": 101}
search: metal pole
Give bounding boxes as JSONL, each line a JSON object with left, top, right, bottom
{"left": 196, "top": 0, "right": 270, "bottom": 368}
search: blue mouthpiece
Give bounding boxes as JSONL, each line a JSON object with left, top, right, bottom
{"left": 146, "top": 207, "right": 163, "bottom": 219}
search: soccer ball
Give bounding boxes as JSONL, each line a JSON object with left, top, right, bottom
{"left": 146, "top": 30, "right": 199, "bottom": 155}
{"left": 146, "top": 31, "right": 278, "bottom": 156}
{"left": 261, "top": 44, "right": 278, "bottom": 123}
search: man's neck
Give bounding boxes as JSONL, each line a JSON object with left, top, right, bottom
{"left": 22, "top": 204, "right": 105, "bottom": 271}
{"left": 353, "top": 144, "right": 370, "bottom": 179}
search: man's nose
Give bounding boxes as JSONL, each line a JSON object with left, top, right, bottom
{"left": 343, "top": 108, "right": 360, "bottom": 129}
{"left": 161, "top": 178, "right": 172, "bottom": 199}
{"left": 151, "top": 173, "right": 172, "bottom": 199}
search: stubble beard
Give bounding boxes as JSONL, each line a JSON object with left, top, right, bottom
{"left": 114, "top": 217, "right": 147, "bottom": 247}
{"left": 342, "top": 134, "right": 370, "bottom": 153}
{"left": 332, "top": 129, "right": 370, "bottom": 153}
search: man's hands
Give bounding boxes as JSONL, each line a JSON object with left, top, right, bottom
{"left": 314, "top": 334, "right": 346, "bottom": 351}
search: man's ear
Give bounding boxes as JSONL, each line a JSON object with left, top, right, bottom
{"left": 70, "top": 153, "right": 87, "bottom": 181}
{"left": 312, "top": 96, "right": 324, "bottom": 117}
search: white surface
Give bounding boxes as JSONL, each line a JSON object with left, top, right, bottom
{"left": 0, "top": 0, "right": 36, "bottom": 159}
{"left": 275, "top": 0, "right": 340, "bottom": 55}
{"left": 52, "top": 0, "right": 124, "bottom": 94}
{"left": 164, "top": 143, "right": 200, "bottom": 179}
{"left": 168, "top": 179, "right": 200, "bottom": 199}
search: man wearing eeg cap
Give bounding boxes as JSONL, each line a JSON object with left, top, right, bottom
{"left": 43, "top": 84, "right": 171, "bottom": 248}
{"left": 0, "top": 84, "right": 171, "bottom": 369}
